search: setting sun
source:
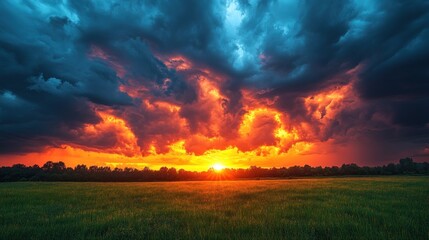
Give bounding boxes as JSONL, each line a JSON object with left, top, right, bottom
{"left": 212, "top": 163, "right": 225, "bottom": 172}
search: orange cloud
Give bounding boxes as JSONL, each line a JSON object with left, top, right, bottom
{"left": 3, "top": 54, "right": 366, "bottom": 170}
{"left": 79, "top": 110, "right": 140, "bottom": 156}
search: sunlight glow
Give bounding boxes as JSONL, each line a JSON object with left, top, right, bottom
{"left": 212, "top": 163, "right": 225, "bottom": 172}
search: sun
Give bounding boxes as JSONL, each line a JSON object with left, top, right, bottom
{"left": 212, "top": 163, "right": 225, "bottom": 172}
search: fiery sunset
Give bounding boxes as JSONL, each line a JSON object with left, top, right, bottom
{"left": 1, "top": 1, "right": 428, "bottom": 239}
{"left": 1, "top": 0, "right": 428, "bottom": 170}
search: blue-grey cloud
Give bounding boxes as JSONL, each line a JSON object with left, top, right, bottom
{"left": 0, "top": 0, "right": 428, "bottom": 163}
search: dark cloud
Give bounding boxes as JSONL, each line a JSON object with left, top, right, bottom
{"left": 0, "top": 0, "right": 428, "bottom": 164}
{"left": 390, "top": 99, "right": 429, "bottom": 127}
{"left": 0, "top": 1, "right": 131, "bottom": 153}
{"left": 235, "top": 0, "right": 429, "bottom": 144}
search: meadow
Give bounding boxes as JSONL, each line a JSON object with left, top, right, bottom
{"left": 0, "top": 176, "right": 428, "bottom": 240}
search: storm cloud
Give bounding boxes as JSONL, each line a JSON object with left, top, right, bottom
{"left": 1, "top": 0, "right": 428, "bottom": 166}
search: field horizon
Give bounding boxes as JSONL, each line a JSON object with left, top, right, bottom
{"left": 2, "top": 158, "right": 427, "bottom": 182}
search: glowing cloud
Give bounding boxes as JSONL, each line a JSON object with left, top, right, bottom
{"left": 1, "top": 0, "right": 428, "bottom": 169}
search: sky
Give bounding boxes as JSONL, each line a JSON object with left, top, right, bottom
{"left": 0, "top": 0, "right": 428, "bottom": 170}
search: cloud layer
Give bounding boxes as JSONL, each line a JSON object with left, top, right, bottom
{"left": 1, "top": 0, "right": 428, "bottom": 167}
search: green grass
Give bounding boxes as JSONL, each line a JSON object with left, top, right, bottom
{"left": 0, "top": 176, "right": 428, "bottom": 240}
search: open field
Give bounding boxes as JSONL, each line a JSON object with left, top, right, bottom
{"left": 0, "top": 177, "right": 428, "bottom": 240}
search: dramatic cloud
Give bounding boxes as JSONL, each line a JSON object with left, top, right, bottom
{"left": 1, "top": 0, "right": 428, "bottom": 169}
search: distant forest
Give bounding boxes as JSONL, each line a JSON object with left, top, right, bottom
{"left": 0, "top": 158, "right": 428, "bottom": 182}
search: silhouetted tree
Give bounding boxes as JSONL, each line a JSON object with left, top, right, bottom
{"left": 399, "top": 157, "right": 415, "bottom": 173}
{"left": 0, "top": 157, "right": 427, "bottom": 182}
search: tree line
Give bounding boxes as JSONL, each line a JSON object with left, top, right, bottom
{"left": 0, "top": 157, "right": 428, "bottom": 182}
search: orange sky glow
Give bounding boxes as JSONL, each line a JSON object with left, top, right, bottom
{"left": 2, "top": 51, "right": 385, "bottom": 171}
{"left": 2, "top": 0, "right": 428, "bottom": 172}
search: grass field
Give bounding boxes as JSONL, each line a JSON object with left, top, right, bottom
{"left": 0, "top": 176, "right": 428, "bottom": 240}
